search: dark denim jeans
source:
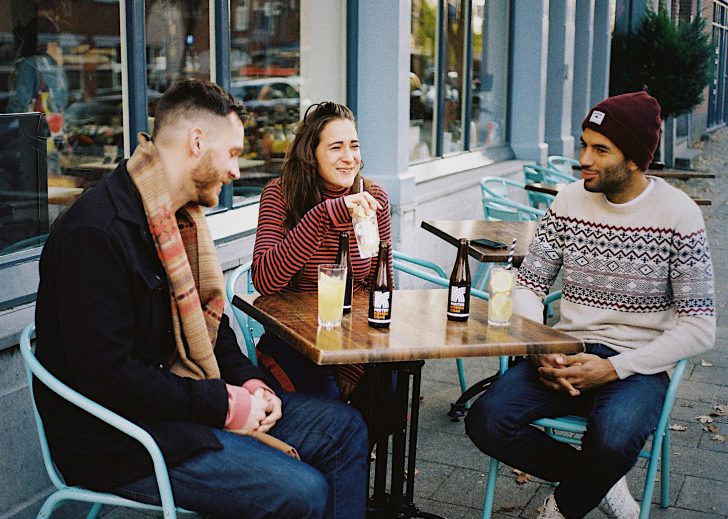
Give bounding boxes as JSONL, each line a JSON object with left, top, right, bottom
{"left": 257, "top": 333, "right": 394, "bottom": 443}
{"left": 114, "top": 392, "right": 368, "bottom": 519}
{"left": 465, "top": 343, "right": 669, "bottom": 519}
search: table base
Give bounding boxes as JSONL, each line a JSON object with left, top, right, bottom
{"left": 365, "top": 361, "right": 445, "bottom": 519}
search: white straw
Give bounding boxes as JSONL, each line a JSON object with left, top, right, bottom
{"left": 506, "top": 238, "right": 517, "bottom": 270}
{"left": 359, "top": 178, "right": 363, "bottom": 193}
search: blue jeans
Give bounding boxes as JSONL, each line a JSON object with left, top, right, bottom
{"left": 114, "top": 392, "right": 368, "bottom": 519}
{"left": 257, "top": 333, "right": 394, "bottom": 443}
{"left": 465, "top": 343, "right": 669, "bottom": 519}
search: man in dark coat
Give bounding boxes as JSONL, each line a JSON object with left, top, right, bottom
{"left": 34, "top": 79, "right": 368, "bottom": 519}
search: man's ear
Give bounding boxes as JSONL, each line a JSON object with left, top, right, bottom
{"left": 187, "top": 127, "right": 205, "bottom": 157}
{"left": 627, "top": 159, "right": 641, "bottom": 174}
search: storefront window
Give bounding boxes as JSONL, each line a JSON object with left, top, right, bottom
{"left": 444, "top": 0, "right": 466, "bottom": 154}
{"left": 470, "top": 0, "right": 509, "bottom": 148}
{"left": 409, "top": 0, "right": 509, "bottom": 163}
{"left": 145, "top": 0, "right": 210, "bottom": 92}
{"left": 230, "top": 0, "right": 300, "bottom": 205}
{"left": 410, "top": 0, "right": 437, "bottom": 161}
{"left": 0, "top": 0, "right": 122, "bottom": 255}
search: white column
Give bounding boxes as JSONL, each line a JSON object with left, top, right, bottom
{"left": 571, "top": 0, "right": 594, "bottom": 147}
{"left": 545, "top": 0, "right": 576, "bottom": 157}
{"left": 300, "top": 0, "right": 347, "bottom": 107}
{"left": 509, "top": 0, "right": 549, "bottom": 163}
{"left": 590, "top": 0, "right": 614, "bottom": 106}
{"left": 354, "top": 0, "right": 414, "bottom": 247}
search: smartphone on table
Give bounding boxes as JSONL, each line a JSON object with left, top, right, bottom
{"left": 471, "top": 238, "right": 508, "bottom": 249}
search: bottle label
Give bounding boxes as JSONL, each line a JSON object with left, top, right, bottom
{"left": 369, "top": 290, "right": 391, "bottom": 322}
{"left": 448, "top": 285, "right": 470, "bottom": 317}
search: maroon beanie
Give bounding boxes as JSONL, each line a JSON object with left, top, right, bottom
{"left": 581, "top": 92, "right": 662, "bottom": 171}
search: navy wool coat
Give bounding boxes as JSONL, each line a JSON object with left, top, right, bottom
{"left": 34, "top": 163, "right": 266, "bottom": 490}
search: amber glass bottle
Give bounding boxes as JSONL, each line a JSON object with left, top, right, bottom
{"left": 447, "top": 238, "right": 471, "bottom": 321}
{"left": 335, "top": 231, "right": 353, "bottom": 313}
{"left": 368, "top": 241, "right": 392, "bottom": 328}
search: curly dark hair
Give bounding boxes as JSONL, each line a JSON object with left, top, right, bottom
{"left": 280, "top": 101, "right": 370, "bottom": 232}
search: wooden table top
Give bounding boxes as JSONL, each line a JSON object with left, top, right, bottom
{"left": 233, "top": 289, "right": 583, "bottom": 365}
{"left": 525, "top": 182, "right": 711, "bottom": 206}
{"left": 572, "top": 164, "right": 716, "bottom": 180}
{"left": 524, "top": 182, "right": 566, "bottom": 196}
{"left": 48, "top": 186, "right": 83, "bottom": 205}
{"left": 647, "top": 169, "right": 715, "bottom": 180}
{"left": 421, "top": 220, "right": 537, "bottom": 265}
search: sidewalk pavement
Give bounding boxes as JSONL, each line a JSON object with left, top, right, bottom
{"left": 413, "top": 128, "right": 728, "bottom": 519}
{"left": 101, "top": 129, "right": 728, "bottom": 519}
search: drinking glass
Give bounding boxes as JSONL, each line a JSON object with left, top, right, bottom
{"left": 487, "top": 267, "right": 515, "bottom": 326}
{"left": 318, "top": 264, "right": 347, "bottom": 328}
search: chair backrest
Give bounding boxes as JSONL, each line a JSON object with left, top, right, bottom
{"left": 226, "top": 261, "right": 263, "bottom": 364}
{"left": 392, "top": 250, "right": 488, "bottom": 300}
{"left": 547, "top": 155, "right": 580, "bottom": 178}
{"left": 18, "top": 323, "right": 179, "bottom": 516}
{"left": 480, "top": 177, "right": 553, "bottom": 222}
{"left": 523, "top": 163, "right": 575, "bottom": 185}
{"left": 480, "top": 176, "right": 547, "bottom": 222}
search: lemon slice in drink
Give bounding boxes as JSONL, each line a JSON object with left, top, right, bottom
{"left": 489, "top": 293, "right": 513, "bottom": 320}
{"left": 490, "top": 269, "right": 515, "bottom": 293}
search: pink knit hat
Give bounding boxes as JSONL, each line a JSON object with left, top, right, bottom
{"left": 582, "top": 91, "right": 662, "bottom": 171}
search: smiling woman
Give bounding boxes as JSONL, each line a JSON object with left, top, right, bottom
{"left": 250, "top": 101, "right": 393, "bottom": 440}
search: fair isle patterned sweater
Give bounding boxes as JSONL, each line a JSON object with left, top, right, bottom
{"left": 514, "top": 178, "right": 716, "bottom": 379}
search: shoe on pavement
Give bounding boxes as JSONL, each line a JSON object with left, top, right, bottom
{"left": 598, "top": 476, "right": 640, "bottom": 519}
{"left": 537, "top": 494, "right": 567, "bottom": 519}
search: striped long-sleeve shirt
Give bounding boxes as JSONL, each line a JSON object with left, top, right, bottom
{"left": 252, "top": 177, "right": 392, "bottom": 387}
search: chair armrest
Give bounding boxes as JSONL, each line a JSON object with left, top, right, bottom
{"left": 19, "top": 324, "right": 176, "bottom": 511}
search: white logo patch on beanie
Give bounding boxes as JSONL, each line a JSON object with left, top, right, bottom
{"left": 589, "top": 110, "right": 605, "bottom": 125}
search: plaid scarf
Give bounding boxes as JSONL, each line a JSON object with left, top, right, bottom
{"left": 127, "top": 133, "right": 223, "bottom": 380}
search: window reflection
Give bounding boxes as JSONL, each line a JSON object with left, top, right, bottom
{"left": 145, "top": 0, "right": 210, "bottom": 93}
{"left": 410, "top": 0, "right": 437, "bottom": 161}
{"left": 444, "top": 0, "right": 466, "bottom": 154}
{"left": 230, "top": 0, "right": 301, "bottom": 206}
{"left": 471, "top": 0, "right": 509, "bottom": 148}
{"left": 0, "top": 1, "right": 122, "bottom": 255}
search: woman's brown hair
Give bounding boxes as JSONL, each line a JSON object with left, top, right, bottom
{"left": 280, "top": 101, "right": 371, "bottom": 232}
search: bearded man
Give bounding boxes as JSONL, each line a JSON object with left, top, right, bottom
{"left": 466, "top": 92, "right": 716, "bottom": 519}
{"left": 34, "top": 79, "right": 368, "bottom": 519}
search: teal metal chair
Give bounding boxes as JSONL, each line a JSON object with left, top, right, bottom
{"left": 478, "top": 177, "right": 547, "bottom": 291}
{"left": 480, "top": 176, "right": 549, "bottom": 222}
{"left": 225, "top": 261, "right": 264, "bottom": 365}
{"left": 479, "top": 356, "right": 689, "bottom": 519}
{"left": 0, "top": 233, "right": 48, "bottom": 254}
{"left": 19, "top": 323, "right": 194, "bottom": 519}
{"left": 392, "top": 250, "right": 489, "bottom": 403}
{"left": 523, "top": 163, "right": 576, "bottom": 186}
{"left": 547, "top": 155, "right": 581, "bottom": 179}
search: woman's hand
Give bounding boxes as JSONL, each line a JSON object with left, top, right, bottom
{"left": 344, "top": 191, "right": 382, "bottom": 216}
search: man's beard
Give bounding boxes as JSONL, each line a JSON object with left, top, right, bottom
{"left": 191, "top": 152, "right": 221, "bottom": 207}
{"left": 583, "top": 160, "right": 631, "bottom": 197}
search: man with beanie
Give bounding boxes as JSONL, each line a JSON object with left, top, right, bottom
{"left": 466, "top": 91, "right": 715, "bottom": 519}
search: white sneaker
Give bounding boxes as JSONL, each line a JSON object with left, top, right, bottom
{"left": 598, "top": 476, "right": 640, "bottom": 519}
{"left": 537, "top": 494, "right": 567, "bottom": 519}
